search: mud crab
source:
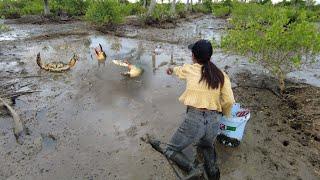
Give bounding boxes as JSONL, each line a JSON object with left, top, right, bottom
{"left": 112, "top": 60, "right": 143, "bottom": 78}
{"left": 94, "top": 44, "right": 107, "bottom": 67}
{"left": 36, "top": 53, "right": 78, "bottom": 72}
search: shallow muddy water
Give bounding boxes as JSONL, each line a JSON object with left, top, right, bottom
{"left": 0, "top": 15, "right": 319, "bottom": 180}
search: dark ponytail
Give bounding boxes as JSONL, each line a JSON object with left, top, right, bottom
{"left": 200, "top": 61, "right": 224, "bottom": 89}
{"left": 190, "top": 39, "right": 224, "bottom": 89}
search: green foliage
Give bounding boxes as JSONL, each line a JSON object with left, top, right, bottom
{"left": 212, "top": 4, "right": 231, "bottom": 18}
{"left": 193, "top": 4, "right": 211, "bottom": 14}
{"left": 51, "top": 0, "right": 89, "bottom": 16}
{"left": 0, "top": 23, "right": 11, "bottom": 33}
{"left": 210, "top": 38, "right": 220, "bottom": 49}
{"left": 276, "top": 0, "right": 307, "bottom": 7}
{"left": 176, "top": 2, "right": 187, "bottom": 18}
{"left": 125, "top": 3, "right": 147, "bottom": 16}
{"left": 21, "top": 0, "right": 43, "bottom": 15}
{"left": 85, "top": 0, "right": 125, "bottom": 25}
{"left": 143, "top": 4, "right": 176, "bottom": 24}
{"left": 0, "top": 0, "right": 40, "bottom": 18}
{"left": 256, "top": 0, "right": 273, "bottom": 5}
{"left": 0, "top": 0, "right": 90, "bottom": 18}
{"left": 138, "top": 0, "right": 151, "bottom": 6}
{"left": 142, "top": 2, "right": 188, "bottom": 24}
{"left": 221, "top": 3, "right": 320, "bottom": 91}
{"left": 193, "top": 0, "right": 221, "bottom": 14}
{"left": 202, "top": 0, "right": 214, "bottom": 12}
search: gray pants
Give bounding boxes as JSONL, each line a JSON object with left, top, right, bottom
{"left": 165, "top": 106, "right": 221, "bottom": 158}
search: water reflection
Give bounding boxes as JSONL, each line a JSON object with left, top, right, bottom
{"left": 170, "top": 45, "right": 175, "bottom": 65}
{"left": 134, "top": 41, "right": 144, "bottom": 63}
{"left": 152, "top": 52, "right": 156, "bottom": 73}
{"left": 111, "top": 37, "right": 122, "bottom": 55}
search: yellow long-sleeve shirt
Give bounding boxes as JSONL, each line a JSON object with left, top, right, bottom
{"left": 173, "top": 63, "right": 235, "bottom": 117}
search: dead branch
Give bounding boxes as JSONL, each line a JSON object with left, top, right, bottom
{"left": 0, "top": 90, "right": 41, "bottom": 99}
{"left": 0, "top": 75, "right": 42, "bottom": 79}
{"left": 1, "top": 81, "right": 18, "bottom": 89}
{"left": 0, "top": 97, "right": 24, "bottom": 144}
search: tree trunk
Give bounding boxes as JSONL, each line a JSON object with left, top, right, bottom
{"left": 43, "top": 0, "right": 50, "bottom": 16}
{"left": 143, "top": 0, "right": 147, "bottom": 8}
{"left": 191, "top": 0, "right": 193, "bottom": 12}
{"left": 147, "top": 0, "right": 157, "bottom": 16}
{"left": 278, "top": 71, "right": 285, "bottom": 94}
{"left": 171, "top": 0, "right": 176, "bottom": 14}
{"left": 186, "top": 0, "right": 190, "bottom": 11}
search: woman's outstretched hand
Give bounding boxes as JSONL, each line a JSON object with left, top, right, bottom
{"left": 166, "top": 68, "right": 173, "bottom": 75}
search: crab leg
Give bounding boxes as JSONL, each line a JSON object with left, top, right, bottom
{"left": 112, "top": 60, "right": 129, "bottom": 67}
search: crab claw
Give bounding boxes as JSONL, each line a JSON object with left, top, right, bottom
{"left": 99, "top": 43, "right": 103, "bottom": 51}
{"left": 123, "top": 60, "right": 132, "bottom": 69}
{"left": 124, "top": 60, "right": 130, "bottom": 64}
{"left": 73, "top": 54, "right": 79, "bottom": 60}
{"left": 94, "top": 48, "right": 99, "bottom": 56}
{"left": 121, "top": 71, "right": 130, "bottom": 77}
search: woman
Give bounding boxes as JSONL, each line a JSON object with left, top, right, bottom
{"left": 149, "top": 39, "right": 235, "bottom": 180}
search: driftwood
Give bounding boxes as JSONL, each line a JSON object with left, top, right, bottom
{"left": 0, "top": 97, "right": 25, "bottom": 144}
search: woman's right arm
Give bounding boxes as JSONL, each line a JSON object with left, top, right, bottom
{"left": 221, "top": 73, "right": 235, "bottom": 117}
{"left": 170, "top": 64, "right": 189, "bottom": 80}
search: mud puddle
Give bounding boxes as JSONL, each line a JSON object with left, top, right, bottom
{"left": 0, "top": 15, "right": 319, "bottom": 179}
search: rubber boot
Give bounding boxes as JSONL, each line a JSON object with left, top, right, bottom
{"left": 183, "top": 163, "right": 205, "bottom": 180}
{"left": 169, "top": 152, "right": 204, "bottom": 180}
{"left": 148, "top": 138, "right": 165, "bottom": 154}
{"left": 202, "top": 147, "right": 220, "bottom": 180}
{"left": 148, "top": 137, "right": 204, "bottom": 179}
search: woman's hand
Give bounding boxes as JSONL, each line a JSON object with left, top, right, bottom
{"left": 166, "top": 68, "right": 173, "bottom": 75}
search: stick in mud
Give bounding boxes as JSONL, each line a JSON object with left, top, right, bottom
{"left": 0, "top": 97, "right": 25, "bottom": 144}
{"left": 0, "top": 75, "right": 43, "bottom": 79}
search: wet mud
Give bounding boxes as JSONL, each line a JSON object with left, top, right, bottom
{"left": 0, "top": 15, "right": 319, "bottom": 179}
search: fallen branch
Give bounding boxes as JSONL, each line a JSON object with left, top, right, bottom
{"left": 0, "top": 97, "right": 24, "bottom": 144}
{"left": 0, "top": 75, "right": 43, "bottom": 79}
{"left": 0, "top": 90, "right": 41, "bottom": 99}
{"left": 1, "top": 81, "right": 18, "bottom": 89}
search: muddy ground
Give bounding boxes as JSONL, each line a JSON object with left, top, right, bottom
{"left": 0, "top": 15, "right": 319, "bottom": 180}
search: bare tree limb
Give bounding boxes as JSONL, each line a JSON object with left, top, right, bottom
{"left": 0, "top": 97, "right": 24, "bottom": 144}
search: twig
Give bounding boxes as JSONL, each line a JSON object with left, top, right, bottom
{"left": 18, "top": 83, "right": 32, "bottom": 89}
{"left": 0, "top": 90, "right": 41, "bottom": 99}
{"left": 0, "top": 75, "right": 42, "bottom": 79}
{"left": 0, "top": 97, "right": 24, "bottom": 144}
{"left": 1, "top": 81, "right": 18, "bottom": 89}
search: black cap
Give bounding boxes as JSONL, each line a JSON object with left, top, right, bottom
{"left": 188, "top": 39, "right": 213, "bottom": 61}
